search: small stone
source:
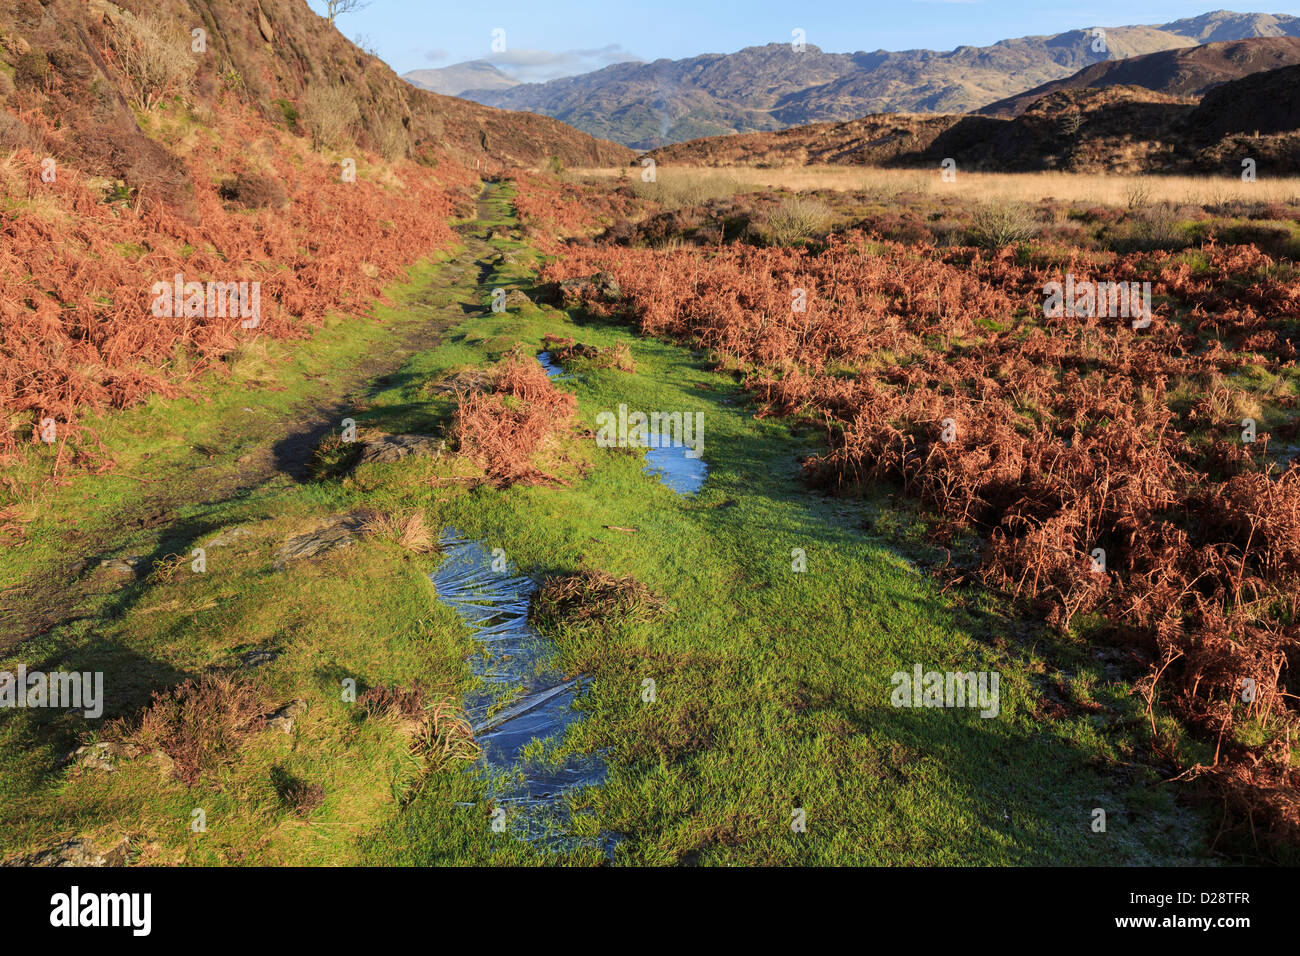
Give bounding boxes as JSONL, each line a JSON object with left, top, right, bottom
{"left": 544, "top": 272, "right": 622, "bottom": 306}
{"left": 425, "top": 369, "right": 490, "bottom": 395}
{"left": 266, "top": 700, "right": 306, "bottom": 734}
{"left": 71, "top": 741, "right": 135, "bottom": 772}
{"left": 3, "top": 836, "right": 128, "bottom": 868}
{"left": 206, "top": 526, "right": 253, "bottom": 549}
{"left": 238, "top": 647, "right": 280, "bottom": 668}
{"left": 99, "top": 555, "right": 146, "bottom": 577}
{"left": 152, "top": 749, "right": 176, "bottom": 781}
{"left": 271, "top": 512, "right": 372, "bottom": 569}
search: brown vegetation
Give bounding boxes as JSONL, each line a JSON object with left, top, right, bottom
{"left": 542, "top": 222, "right": 1300, "bottom": 854}
{"left": 452, "top": 354, "right": 577, "bottom": 485}
{"left": 531, "top": 568, "right": 663, "bottom": 631}
{"left": 121, "top": 676, "right": 270, "bottom": 785}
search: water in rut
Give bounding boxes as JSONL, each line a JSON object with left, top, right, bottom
{"left": 643, "top": 427, "right": 708, "bottom": 495}
{"left": 431, "top": 529, "right": 607, "bottom": 850}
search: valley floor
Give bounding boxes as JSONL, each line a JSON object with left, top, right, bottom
{"left": 0, "top": 184, "right": 1215, "bottom": 866}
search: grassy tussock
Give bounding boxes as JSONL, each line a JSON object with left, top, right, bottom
{"left": 759, "top": 197, "right": 833, "bottom": 246}
{"left": 359, "top": 681, "right": 479, "bottom": 768}
{"left": 362, "top": 510, "right": 435, "bottom": 553}
{"left": 541, "top": 334, "right": 636, "bottom": 372}
{"left": 117, "top": 676, "right": 270, "bottom": 785}
{"left": 530, "top": 568, "right": 663, "bottom": 632}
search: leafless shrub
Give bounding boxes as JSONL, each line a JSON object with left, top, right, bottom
{"left": 106, "top": 9, "right": 197, "bottom": 110}
{"left": 301, "top": 81, "right": 360, "bottom": 150}
{"left": 1124, "top": 179, "right": 1153, "bottom": 211}
{"left": 326, "top": 0, "right": 371, "bottom": 24}
{"left": 122, "top": 676, "right": 269, "bottom": 785}
{"left": 370, "top": 114, "right": 409, "bottom": 161}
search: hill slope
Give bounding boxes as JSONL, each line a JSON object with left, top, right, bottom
{"left": 0, "top": 0, "right": 631, "bottom": 457}
{"left": 978, "top": 35, "right": 1300, "bottom": 116}
{"left": 461, "top": 10, "right": 1300, "bottom": 149}
{"left": 647, "top": 62, "right": 1300, "bottom": 175}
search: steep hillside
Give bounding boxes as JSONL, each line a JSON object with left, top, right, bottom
{"left": 1190, "top": 61, "right": 1300, "bottom": 140}
{"left": 461, "top": 10, "right": 1300, "bottom": 148}
{"left": 979, "top": 36, "right": 1300, "bottom": 116}
{"left": 1, "top": 0, "right": 630, "bottom": 194}
{"left": 0, "top": 0, "right": 631, "bottom": 460}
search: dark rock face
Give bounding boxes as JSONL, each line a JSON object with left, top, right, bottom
{"left": 1189, "top": 62, "right": 1300, "bottom": 142}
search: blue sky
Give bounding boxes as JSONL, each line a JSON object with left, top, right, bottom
{"left": 310, "top": 2, "right": 1300, "bottom": 81}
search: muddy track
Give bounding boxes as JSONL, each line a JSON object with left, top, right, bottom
{"left": 1, "top": 186, "right": 503, "bottom": 650}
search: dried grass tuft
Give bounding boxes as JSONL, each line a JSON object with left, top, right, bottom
{"left": 531, "top": 567, "right": 663, "bottom": 631}
{"left": 361, "top": 510, "right": 435, "bottom": 553}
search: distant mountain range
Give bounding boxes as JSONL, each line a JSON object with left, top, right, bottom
{"left": 403, "top": 60, "right": 520, "bottom": 97}
{"left": 645, "top": 48, "right": 1300, "bottom": 176}
{"left": 404, "top": 10, "right": 1300, "bottom": 150}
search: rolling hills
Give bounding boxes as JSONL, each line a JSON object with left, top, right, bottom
{"left": 645, "top": 53, "right": 1300, "bottom": 175}
{"left": 978, "top": 35, "right": 1300, "bottom": 116}
{"left": 456, "top": 10, "right": 1300, "bottom": 149}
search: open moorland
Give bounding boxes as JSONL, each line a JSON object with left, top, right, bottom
{"left": 1, "top": 0, "right": 1298, "bottom": 868}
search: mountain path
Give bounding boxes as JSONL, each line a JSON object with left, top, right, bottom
{"left": 1, "top": 185, "right": 504, "bottom": 650}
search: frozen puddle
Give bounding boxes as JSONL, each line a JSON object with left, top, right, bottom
{"left": 643, "top": 428, "right": 707, "bottom": 495}
{"left": 431, "top": 529, "right": 606, "bottom": 850}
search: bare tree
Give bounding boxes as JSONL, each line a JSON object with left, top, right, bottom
{"left": 326, "top": 0, "right": 370, "bottom": 25}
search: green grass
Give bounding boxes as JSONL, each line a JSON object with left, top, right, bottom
{"left": 0, "top": 184, "right": 1214, "bottom": 866}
